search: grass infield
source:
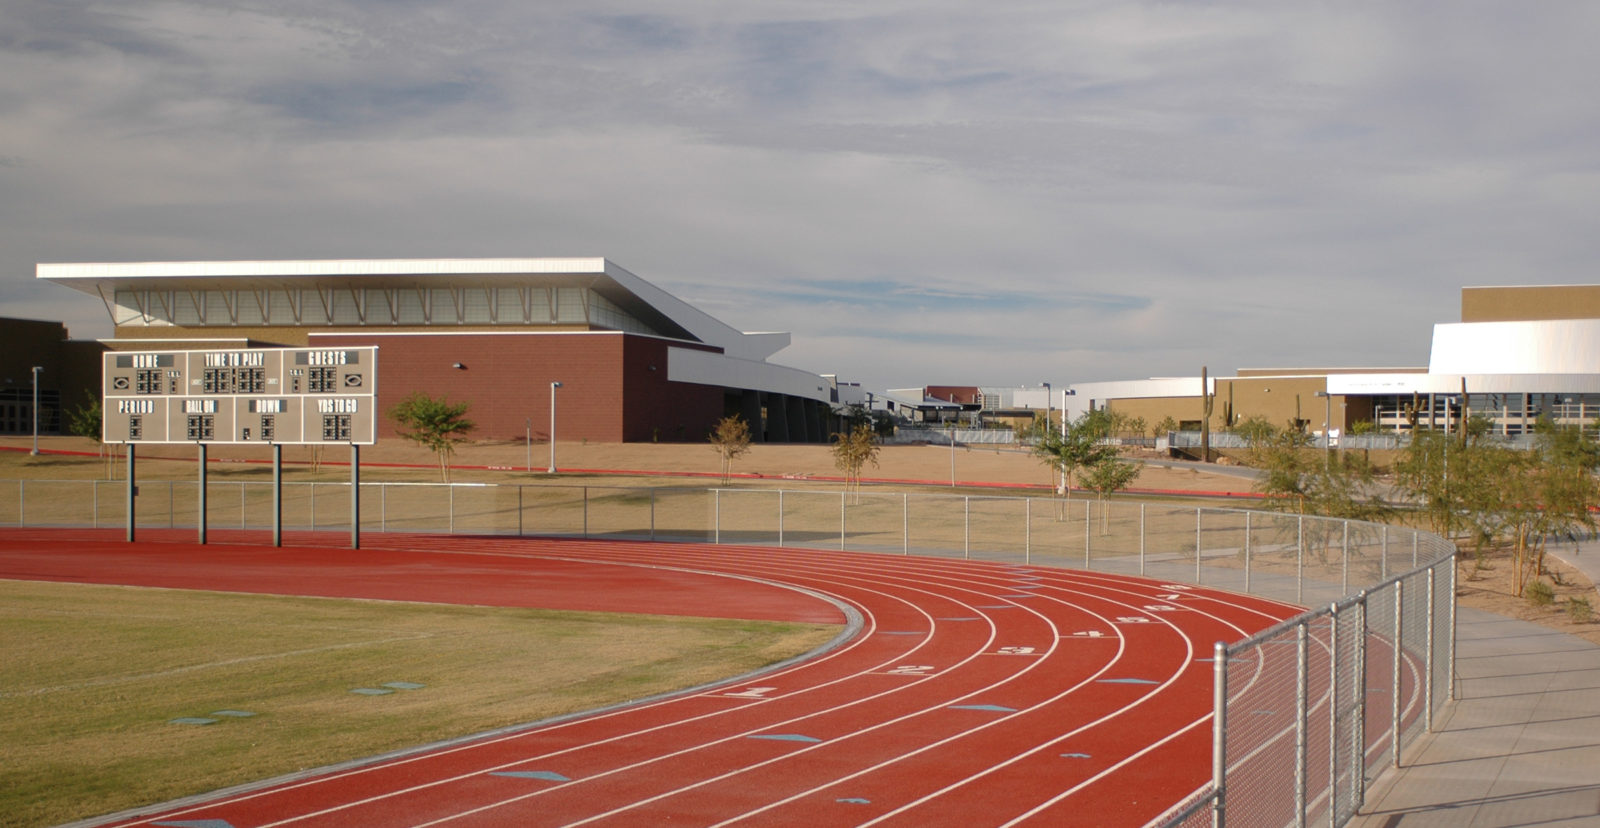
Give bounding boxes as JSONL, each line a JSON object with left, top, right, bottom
{"left": 0, "top": 579, "right": 840, "bottom": 827}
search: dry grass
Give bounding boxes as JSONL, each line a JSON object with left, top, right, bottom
{"left": 1456, "top": 544, "right": 1600, "bottom": 646}
{"left": 0, "top": 580, "right": 838, "bottom": 828}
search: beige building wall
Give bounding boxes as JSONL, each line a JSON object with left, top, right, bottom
{"left": 109, "top": 323, "right": 597, "bottom": 348}
{"left": 1461, "top": 285, "right": 1600, "bottom": 323}
{"left": 1105, "top": 376, "right": 1368, "bottom": 434}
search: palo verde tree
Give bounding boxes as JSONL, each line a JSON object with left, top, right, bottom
{"left": 831, "top": 422, "right": 881, "bottom": 501}
{"left": 1081, "top": 452, "right": 1142, "bottom": 533}
{"left": 1501, "top": 418, "right": 1600, "bottom": 595}
{"left": 1033, "top": 408, "right": 1118, "bottom": 504}
{"left": 388, "top": 392, "right": 476, "bottom": 482}
{"left": 708, "top": 414, "right": 752, "bottom": 484}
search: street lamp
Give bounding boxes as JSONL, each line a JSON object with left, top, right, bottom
{"left": 1315, "top": 390, "right": 1331, "bottom": 469}
{"left": 30, "top": 366, "right": 42, "bottom": 456}
{"left": 548, "top": 381, "right": 563, "bottom": 474}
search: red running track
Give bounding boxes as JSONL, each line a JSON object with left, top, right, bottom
{"left": 1, "top": 529, "right": 1304, "bottom": 827}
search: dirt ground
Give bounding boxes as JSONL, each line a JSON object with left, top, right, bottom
{"left": 6, "top": 435, "right": 1598, "bottom": 644}
{"left": 1455, "top": 543, "right": 1600, "bottom": 647}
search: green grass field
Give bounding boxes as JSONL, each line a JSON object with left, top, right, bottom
{"left": 0, "top": 580, "right": 839, "bottom": 827}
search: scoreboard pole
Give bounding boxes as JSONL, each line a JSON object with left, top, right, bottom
{"left": 271, "top": 444, "right": 283, "bottom": 548}
{"left": 125, "top": 444, "right": 136, "bottom": 542}
{"left": 198, "top": 443, "right": 208, "bottom": 544}
{"left": 351, "top": 444, "right": 361, "bottom": 550}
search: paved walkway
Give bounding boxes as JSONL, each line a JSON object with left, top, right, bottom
{"left": 1351, "top": 547, "right": 1600, "bottom": 827}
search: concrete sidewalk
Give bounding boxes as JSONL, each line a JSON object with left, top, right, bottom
{"left": 1351, "top": 551, "right": 1600, "bottom": 827}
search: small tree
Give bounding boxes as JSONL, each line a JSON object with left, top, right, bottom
{"left": 388, "top": 392, "right": 475, "bottom": 482}
{"left": 832, "top": 423, "right": 880, "bottom": 501}
{"left": 1082, "top": 454, "right": 1142, "bottom": 532}
{"left": 708, "top": 414, "right": 752, "bottom": 484}
{"left": 1033, "top": 409, "right": 1118, "bottom": 505}
{"left": 66, "top": 392, "right": 112, "bottom": 478}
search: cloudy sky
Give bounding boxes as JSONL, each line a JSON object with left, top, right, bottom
{"left": 4, "top": 2, "right": 1598, "bottom": 391}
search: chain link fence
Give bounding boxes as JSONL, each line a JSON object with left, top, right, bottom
{"left": 1, "top": 478, "right": 1455, "bottom": 827}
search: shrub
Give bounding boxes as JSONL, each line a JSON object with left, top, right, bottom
{"left": 1569, "top": 596, "right": 1594, "bottom": 624}
{"left": 1526, "top": 580, "right": 1556, "bottom": 607}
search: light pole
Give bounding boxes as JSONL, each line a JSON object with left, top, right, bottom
{"left": 1315, "top": 390, "right": 1331, "bottom": 469}
{"left": 548, "top": 381, "right": 563, "bottom": 474}
{"left": 1041, "top": 382, "right": 1052, "bottom": 438}
{"left": 30, "top": 366, "right": 43, "bottom": 455}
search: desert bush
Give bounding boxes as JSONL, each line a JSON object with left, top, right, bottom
{"left": 1526, "top": 579, "right": 1556, "bottom": 607}
{"left": 1568, "top": 596, "right": 1594, "bottom": 623}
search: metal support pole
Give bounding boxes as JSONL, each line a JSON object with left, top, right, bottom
{"left": 1297, "top": 516, "right": 1305, "bottom": 605}
{"left": 902, "top": 492, "right": 909, "bottom": 555}
{"left": 1342, "top": 522, "right": 1350, "bottom": 595}
{"left": 1139, "top": 503, "right": 1146, "bottom": 576}
{"left": 1212, "top": 641, "right": 1228, "bottom": 828}
{"left": 1381, "top": 525, "right": 1389, "bottom": 581}
{"left": 1084, "top": 498, "right": 1091, "bottom": 569}
{"left": 1195, "top": 508, "right": 1203, "bottom": 584}
{"left": 197, "top": 443, "right": 208, "bottom": 544}
{"left": 1425, "top": 566, "right": 1436, "bottom": 731}
{"left": 126, "top": 444, "right": 137, "bottom": 542}
{"left": 963, "top": 496, "right": 970, "bottom": 559}
{"left": 841, "top": 491, "right": 847, "bottom": 551}
{"left": 715, "top": 489, "right": 721, "bottom": 545}
{"left": 1295, "top": 622, "right": 1308, "bottom": 828}
{"left": 350, "top": 444, "right": 360, "bottom": 550}
{"left": 1025, "top": 498, "right": 1031, "bottom": 564}
{"left": 1355, "top": 593, "right": 1368, "bottom": 809}
{"left": 1244, "top": 512, "right": 1252, "bottom": 594}
{"left": 1329, "top": 602, "right": 1340, "bottom": 827}
{"left": 1448, "top": 559, "right": 1458, "bottom": 701}
{"left": 1393, "top": 580, "right": 1404, "bottom": 768}
{"left": 271, "top": 444, "right": 281, "bottom": 547}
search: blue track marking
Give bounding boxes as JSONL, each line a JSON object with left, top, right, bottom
{"left": 492, "top": 771, "right": 571, "bottom": 782}
{"left": 948, "top": 704, "right": 1017, "bottom": 712}
{"left": 837, "top": 798, "right": 871, "bottom": 804}
{"left": 749, "top": 733, "right": 822, "bottom": 743}
{"left": 1061, "top": 753, "right": 1092, "bottom": 759}
{"left": 1097, "top": 678, "right": 1159, "bottom": 685}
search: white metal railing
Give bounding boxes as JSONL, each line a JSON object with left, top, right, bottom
{"left": 1, "top": 479, "right": 1455, "bottom": 827}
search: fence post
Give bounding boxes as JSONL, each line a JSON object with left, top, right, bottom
{"left": 1425, "top": 566, "right": 1436, "bottom": 730}
{"left": 902, "top": 492, "right": 909, "bottom": 555}
{"left": 1381, "top": 525, "right": 1389, "bottom": 581}
{"left": 1448, "top": 557, "right": 1458, "bottom": 702}
{"left": 449, "top": 484, "right": 456, "bottom": 535}
{"left": 1025, "top": 498, "right": 1031, "bottom": 564}
{"left": 1342, "top": 521, "right": 1350, "bottom": 595}
{"left": 1195, "top": 508, "right": 1203, "bottom": 584}
{"left": 1212, "top": 641, "right": 1228, "bottom": 828}
{"left": 93, "top": 480, "right": 100, "bottom": 529}
{"left": 1329, "top": 601, "right": 1341, "bottom": 826}
{"left": 1084, "top": 498, "right": 1091, "bottom": 569}
{"left": 963, "top": 496, "right": 970, "bottom": 559}
{"left": 716, "top": 489, "right": 722, "bottom": 545}
{"left": 1355, "top": 592, "right": 1368, "bottom": 809}
{"left": 1393, "top": 579, "right": 1404, "bottom": 769}
{"left": 1244, "top": 511, "right": 1252, "bottom": 594}
{"left": 1139, "top": 503, "right": 1146, "bottom": 576}
{"left": 1296, "top": 621, "right": 1308, "bottom": 828}
{"left": 840, "top": 491, "right": 846, "bottom": 551}
{"left": 1297, "top": 516, "right": 1305, "bottom": 605}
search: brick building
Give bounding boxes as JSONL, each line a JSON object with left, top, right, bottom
{"left": 38, "top": 258, "right": 836, "bottom": 443}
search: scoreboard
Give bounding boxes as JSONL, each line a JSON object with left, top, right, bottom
{"left": 103, "top": 347, "right": 377, "bottom": 445}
